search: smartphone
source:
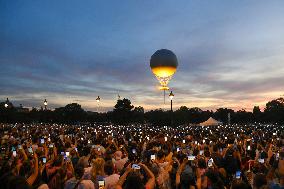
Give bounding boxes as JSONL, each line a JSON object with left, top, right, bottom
{"left": 235, "top": 171, "right": 241, "bottom": 179}
{"left": 200, "top": 150, "right": 204, "bottom": 155}
{"left": 98, "top": 180, "right": 105, "bottom": 189}
{"left": 151, "top": 154, "right": 155, "bottom": 160}
{"left": 18, "top": 145, "right": 22, "bottom": 149}
{"left": 276, "top": 153, "right": 279, "bottom": 160}
{"left": 208, "top": 158, "right": 214, "bottom": 167}
{"left": 132, "top": 164, "right": 140, "bottom": 169}
{"left": 75, "top": 147, "right": 78, "bottom": 152}
{"left": 98, "top": 147, "right": 101, "bottom": 151}
{"left": 195, "top": 141, "right": 198, "bottom": 145}
{"left": 42, "top": 157, "right": 47, "bottom": 163}
{"left": 132, "top": 149, "right": 136, "bottom": 154}
{"left": 40, "top": 139, "right": 44, "bottom": 144}
{"left": 12, "top": 151, "right": 17, "bottom": 157}
{"left": 225, "top": 137, "right": 227, "bottom": 140}
{"left": 164, "top": 137, "right": 167, "bottom": 141}
{"left": 273, "top": 133, "right": 276, "bottom": 136}
{"left": 247, "top": 146, "right": 251, "bottom": 150}
{"left": 188, "top": 155, "right": 195, "bottom": 161}
{"left": 49, "top": 144, "right": 54, "bottom": 148}
{"left": 66, "top": 152, "right": 70, "bottom": 157}
{"left": 177, "top": 147, "right": 180, "bottom": 152}
{"left": 182, "top": 140, "right": 185, "bottom": 144}
{"left": 28, "top": 147, "right": 33, "bottom": 154}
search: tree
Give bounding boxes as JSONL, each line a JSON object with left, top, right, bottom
{"left": 264, "top": 98, "right": 284, "bottom": 123}
{"left": 112, "top": 98, "right": 134, "bottom": 124}
{"left": 253, "top": 106, "right": 262, "bottom": 123}
{"left": 188, "top": 107, "right": 203, "bottom": 123}
{"left": 144, "top": 109, "right": 171, "bottom": 126}
{"left": 174, "top": 106, "right": 189, "bottom": 125}
{"left": 234, "top": 109, "right": 253, "bottom": 123}
{"left": 114, "top": 98, "right": 134, "bottom": 112}
{"left": 132, "top": 106, "right": 144, "bottom": 123}
{"left": 214, "top": 108, "right": 234, "bottom": 124}
{"left": 54, "top": 103, "right": 86, "bottom": 123}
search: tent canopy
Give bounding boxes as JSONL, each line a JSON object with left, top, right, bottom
{"left": 199, "top": 117, "right": 222, "bottom": 126}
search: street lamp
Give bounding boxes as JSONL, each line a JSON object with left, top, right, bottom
{"left": 4, "top": 98, "right": 9, "bottom": 108}
{"left": 169, "top": 91, "right": 174, "bottom": 111}
{"left": 44, "top": 99, "right": 48, "bottom": 110}
{"left": 169, "top": 91, "right": 174, "bottom": 126}
{"left": 96, "top": 96, "right": 100, "bottom": 112}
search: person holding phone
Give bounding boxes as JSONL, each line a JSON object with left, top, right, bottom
{"left": 65, "top": 165, "right": 95, "bottom": 189}
{"left": 115, "top": 163, "right": 155, "bottom": 189}
{"left": 104, "top": 160, "right": 120, "bottom": 189}
{"left": 83, "top": 158, "right": 106, "bottom": 188}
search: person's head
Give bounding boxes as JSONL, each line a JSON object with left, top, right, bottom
{"left": 104, "top": 160, "right": 114, "bottom": 175}
{"left": 52, "top": 166, "right": 67, "bottom": 189}
{"left": 157, "top": 150, "right": 165, "bottom": 162}
{"left": 74, "top": 165, "right": 85, "bottom": 180}
{"left": 180, "top": 166, "right": 196, "bottom": 187}
{"left": 198, "top": 158, "right": 207, "bottom": 169}
{"left": 253, "top": 173, "right": 267, "bottom": 189}
{"left": 212, "top": 179, "right": 225, "bottom": 189}
{"left": 19, "top": 160, "right": 32, "bottom": 178}
{"left": 91, "top": 158, "right": 105, "bottom": 177}
{"left": 53, "top": 155, "right": 64, "bottom": 167}
{"left": 231, "top": 179, "right": 250, "bottom": 189}
{"left": 77, "top": 156, "right": 89, "bottom": 168}
{"left": 114, "top": 151, "right": 122, "bottom": 161}
{"left": 7, "top": 176, "right": 31, "bottom": 189}
{"left": 204, "top": 150, "right": 210, "bottom": 158}
{"left": 124, "top": 171, "right": 144, "bottom": 189}
{"left": 213, "top": 145, "right": 218, "bottom": 152}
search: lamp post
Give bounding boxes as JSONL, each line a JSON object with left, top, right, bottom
{"left": 43, "top": 99, "right": 48, "bottom": 110}
{"left": 169, "top": 91, "right": 174, "bottom": 126}
{"left": 4, "top": 98, "right": 9, "bottom": 108}
{"left": 96, "top": 96, "right": 100, "bottom": 112}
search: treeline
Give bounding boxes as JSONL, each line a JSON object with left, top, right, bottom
{"left": 0, "top": 98, "right": 284, "bottom": 125}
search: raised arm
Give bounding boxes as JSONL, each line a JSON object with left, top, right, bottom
{"left": 27, "top": 152, "right": 39, "bottom": 186}
{"left": 115, "top": 165, "right": 132, "bottom": 189}
{"left": 140, "top": 163, "right": 155, "bottom": 189}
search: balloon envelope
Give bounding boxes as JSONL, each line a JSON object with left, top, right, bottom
{"left": 150, "top": 49, "right": 178, "bottom": 78}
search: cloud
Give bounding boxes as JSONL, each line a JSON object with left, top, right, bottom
{"left": 1, "top": 1, "right": 284, "bottom": 111}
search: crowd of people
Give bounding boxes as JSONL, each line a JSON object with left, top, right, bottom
{"left": 0, "top": 122, "right": 283, "bottom": 189}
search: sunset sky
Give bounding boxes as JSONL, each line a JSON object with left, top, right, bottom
{"left": 1, "top": 1, "right": 284, "bottom": 111}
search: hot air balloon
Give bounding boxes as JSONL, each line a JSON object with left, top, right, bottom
{"left": 150, "top": 49, "right": 178, "bottom": 103}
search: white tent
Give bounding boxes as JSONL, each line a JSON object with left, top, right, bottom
{"left": 199, "top": 117, "right": 222, "bottom": 126}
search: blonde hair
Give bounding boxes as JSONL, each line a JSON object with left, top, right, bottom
{"left": 91, "top": 158, "right": 105, "bottom": 178}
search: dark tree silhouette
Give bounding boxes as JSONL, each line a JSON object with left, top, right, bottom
{"left": 54, "top": 103, "right": 86, "bottom": 123}
{"left": 264, "top": 98, "right": 284, "bottom": 123}
{"left": 112, "top": 98, "right": 134, "bottom": 124}
{"left": 214, "top": 108, "right": 234, "bottom": 124}
{"left": 253, "top": 106, "right": 262, "bottom": 122}
{"left": 1, "top": 97, "right": 284, "bottom": 124}
{"left": 132, "top": 106, "right": 144, "bottom": 123}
